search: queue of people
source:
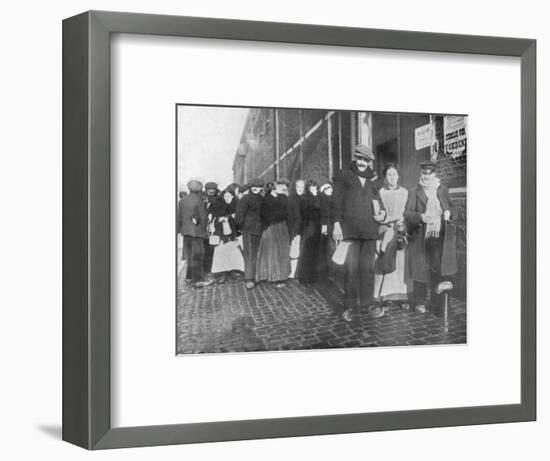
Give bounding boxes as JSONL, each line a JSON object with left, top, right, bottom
{"left": 177, "top": 142, "right": 457, "bottom": 322}
{"left": 177, "top": 175, "right": 338, "bottom": 290}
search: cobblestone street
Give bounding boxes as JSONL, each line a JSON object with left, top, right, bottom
{"left": 176, "top": 265, "right": 467, "bottom": 354}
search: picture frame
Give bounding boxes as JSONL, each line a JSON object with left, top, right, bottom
{"left": 62, "top": 10, "right": 536, "bottom": 449}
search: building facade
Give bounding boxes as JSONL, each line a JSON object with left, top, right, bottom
{"left": 232, "top": 108, "right": 467, "bottom": 299}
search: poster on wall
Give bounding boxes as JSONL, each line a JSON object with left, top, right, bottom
{"left": 415, "top": 122, "right": 435, "bottom": 150}
{"left": 444, "top": 115, "right": 467, "bottom": 158}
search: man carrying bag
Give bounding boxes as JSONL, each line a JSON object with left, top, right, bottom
{"left": 332, "top": 144, "right": 386, "bottom": 322}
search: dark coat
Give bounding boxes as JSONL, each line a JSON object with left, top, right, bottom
{"left": 180, "top": 192, "right": 208, "bottom": 238}
{"left": 297, "top": 193, "right": 322, "bottom": 283}
{"left": 287, "top": 193, "right": 304, "bottom": 240}
{"left": 206, "top": 194, "right": 224, "bottom": 218}
{"left": 210, "top": 197, "right": 238, "bottom": 241}
{"left": 320, "top": 194, "right": 335, "bottom": 234}
{"left": 176, "top": 199, "right": 185, "bottom": 234}
{"left": 332, "top": 166, "right": 385, "bottom": 240}
{"left": 405, "top": 183, "right": 458, "bottom": 281}
{"left": 235, "top": 192, "right": 262, "bottom": 236}
{"left": 261, "top": 193, "right": 289, "bottom": 230}
{"left": 300, "top": 194, "right": 321, "bottom": 239}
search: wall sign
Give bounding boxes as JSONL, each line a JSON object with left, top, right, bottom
{"left": 444, "top": 115, "right": 467, "bottom": 158}
{"left": 415, "top": 122, "right": 435, "bottom": 150}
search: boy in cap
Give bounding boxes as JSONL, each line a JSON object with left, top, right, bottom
{"left": 235, "top": 177, "right": 264, "bottom": 289}
{"left": 405, "top": 161, "right": 457, "bottom": 313}
{"left": 332, "top": 144, "right": 386, "bottom": 321}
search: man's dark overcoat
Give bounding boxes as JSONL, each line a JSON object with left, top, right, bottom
{"left": 180, "top": 192, "right": 208, "bottom": 238}
{"left": 332, "top": 166, "right": 384, "bottom": 240}
{"left": 404, "top": 183, "right": 458, "bottom": 282}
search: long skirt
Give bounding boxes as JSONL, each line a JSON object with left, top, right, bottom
{"left": 298, "top": 227, "right": 321, "bottom": 284}
{"left": 318, "top": 234, "right": 337, "bottom": 279}
{"left": 211, "top": 239, "right": 245, "bottom": 273}
{"left": 374, "top": 246, "right": 407, "bottom": 301}
{"left": 256, "top": 222, "right": 291, "bottom": 283}
{"left": 242, "top": 233, "right": 261, "bottom": 281}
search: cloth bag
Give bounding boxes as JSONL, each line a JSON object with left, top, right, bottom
{"left": 222, "top": 219, "right": 232, "bottom": 236}
{"left": 331, "top": 241, "right": 351, "bottom": 265}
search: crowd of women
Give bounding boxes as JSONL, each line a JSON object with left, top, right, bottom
{"left": 177, "top": 176, "right": 337, "bottom": 289}
{"left": 177, "top": 143, "right": 458, "bottom": 322}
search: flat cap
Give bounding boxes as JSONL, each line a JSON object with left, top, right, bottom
{"left": 249, "top": 177, "right": 265, "bottom": 187}
{"left": 204, "top": 181, "right": 218, "bottom": 190}
{"left": 353, "top": 144, "right": 375, "bottom": 161}
{"left": 420, "top": 160, "right": 438, "bottom": 171}
{"left": 277, "top": 177, "right": 290, "bottom": 186}
{"left": 187, "top": 180, "right": 203, "bottom": 192}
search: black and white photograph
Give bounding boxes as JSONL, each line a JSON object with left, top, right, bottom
{"left": 176, "top": 105, "right": 467, "bottom": 354}
{"left": 1, "top": 0, "right": 543, "bottom": 456}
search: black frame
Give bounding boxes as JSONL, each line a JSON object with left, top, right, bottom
{"left": 62, "top": 10, "right": 536, "bottom": 449}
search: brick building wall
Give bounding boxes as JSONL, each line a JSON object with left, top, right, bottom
{"left": 233, "top": 108, "right": 338, "bottom": 185}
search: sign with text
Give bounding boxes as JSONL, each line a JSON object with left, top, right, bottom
{"left": 415, "top": 123, "right": 435, "bottom": 150}
{"left": 444, "top": 115, "right": 467, "bottom": 158}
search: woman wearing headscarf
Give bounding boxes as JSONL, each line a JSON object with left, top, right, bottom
{"left": 287, "top": 179, "right": 305, "bottom": 278}
{"left": 256, "top": 178, "right": 292, "bottom": 287}
{"left": 405, "top": 161, "right": 457, "bottom": 313}
{"left": 373, "top": 164, "right": 409, "bottom": 308}
{"left": 319, "top": 182, "right": 336, "bottom": 279}
{"left": 210, "top": 187, "right": 244, "bottom": 284}
{"left": 297, "top": 180, "right": 322, "bottom": 285}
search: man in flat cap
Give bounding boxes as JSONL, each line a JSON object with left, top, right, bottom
{"left": 180, "top": 180, "right": 212, "bottom": 288}
{"left": 239, "top": 183, "right": 250, "bottom": 198}
{"left": 176, "top": 190, "right": 188, "bottom": 262}
{"left": 333, "top": 144, "right": 386, "bottom": 321}
{"left": 235, "top": 177, "right": 264, "bottom": 289}
{"left": 405, "top": 160, "right": 457, "bottom": 313}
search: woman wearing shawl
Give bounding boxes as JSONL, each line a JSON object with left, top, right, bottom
{"left": 319, "top": 182, "right": 336, "bottom": 279}
{"left": 405, "top": 161, "right": 457, "bottom": 313}
{"left": 210, "top": 187, "right": 244, "bottom": 284}
{"left": 373, "top": 164, "right": 409, "bottom": 308}
{"left": 297, "top": 180, "right": 322, "bottom": 285}
{"left": 256, "top": 179, "right": 292, "bottom": 287}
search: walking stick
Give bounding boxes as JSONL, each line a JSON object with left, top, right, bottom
{"left": 436, "top": 281, "right": 453, "bottom": 332}
{"left": 378, "top": 273, "right": 386, "bottom": 308}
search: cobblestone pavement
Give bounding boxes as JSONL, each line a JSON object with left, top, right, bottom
{"left": 176, "top": 267, "right": 467, "bottom": 354}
